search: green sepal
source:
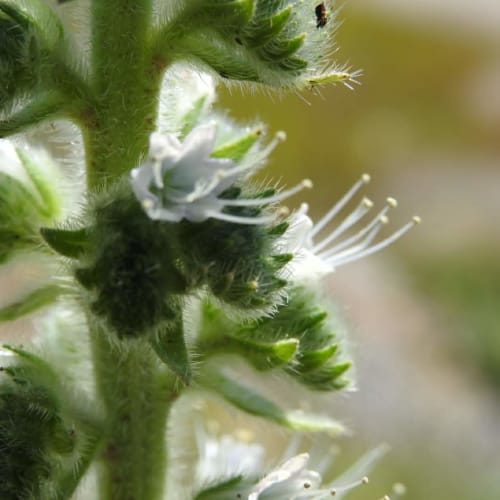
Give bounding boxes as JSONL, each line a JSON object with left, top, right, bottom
{"left": 16, "top": 147, "right": 60, "bottom": 219}
{"left": 296, "top": 343, "right": 338, "bottom": 372}
{"left": 298, "top": 361, "right": 352, "bottom": 391}
{"left": 150, "top": 320, "right": 191, "bottom": 385}
{"left": 0, "top": 285, "right": 63, "bottom": 322}
{"left": 200, "top": 369, "right": 345, "bottom": 434}
{"left": 195, "top": 476, "right": 247, "bottom": 500}
{"left": 212, "top": 126, "right": 263, "bottom": 161}
{"left": 205, "top": 336, "right": 299, "bottom": 370}
{"left": 269, "top": 253, "right": 293, "bottom": 269}
{"left": 242, "top": 7, "right": 292, "bottom": 48}
{"left": 201, "top": 0, "right": 254, "bottom": 27}
{"left": 180, "top": 95, "right": 211, "bottom": 138}
{"left": 278, "top": 57, "right": 308, "bottom": 71}
{"left": 40, "top": 227, "right": 88, "bottom": 258}
{"left": 267, "top": 221, "right": 289, "bottom": 236}
{"left": 259, "top": 33, "right": 306, "bottom": 62}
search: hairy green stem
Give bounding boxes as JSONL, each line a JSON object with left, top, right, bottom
{"left": 86, "top": 0, "right": 162, "bottom": 188}
{"left": 90, "top": 325, "right": 178, "bottom": 500}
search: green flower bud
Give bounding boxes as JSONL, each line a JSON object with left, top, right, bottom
{"left": 0, "top": 347, "right": 75, "bottom": 499}
{"left": 0, "top": 1, "right": 63, "bottom": 110}
{"left": 76, "top": 181, "right": 188, "bottom": 338}
{"left": 0, "top": 140, "right": 62, "bottom": 263}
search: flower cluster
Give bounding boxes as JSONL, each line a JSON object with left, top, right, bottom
{"left": 130, "top": 122, "right": 311, "bottom": 225}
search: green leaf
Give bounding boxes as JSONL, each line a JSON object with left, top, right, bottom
{"left": 40, "top": 227, "right": 88, "bottom": 258}
{"left": 150, "top": 321, "right": 191, "bottom": 385}
{"left": 200, "top": 369, "right": 345, "bottom": 435}
{"left": 212, "top": 126, "right": 264, "bottom": 161}
{"left": 0, "top": 285, "right": 63, "bottom": 322}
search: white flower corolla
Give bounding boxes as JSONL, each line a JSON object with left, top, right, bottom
{"left": 130, "top": 123, "right": 311, "bottom": 224}
{"left": 193, "top": 422, "right": 388, "bottom": 500}
{"left": 287, "top": 174, "right": 421, "bottom": 280}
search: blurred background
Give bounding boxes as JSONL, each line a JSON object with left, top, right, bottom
{"left": 1, "top": 1, "right": 499, "bottom": 498}
{"left": 217, "top": 0, "right": 500, "bottom": 498}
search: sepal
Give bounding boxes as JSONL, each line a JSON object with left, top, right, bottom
{"left": 0, "top": 141, "right": 62, "bottom": 263}
{"left": 40, "top": 227, "right": 88, "bottom": 258}
{"left": 150, "top": 315, "right": 191, "bottom": 385}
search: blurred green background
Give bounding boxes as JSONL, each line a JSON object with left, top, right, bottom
{"left": 219, "top": 2, "right": 500, "bottom": 499}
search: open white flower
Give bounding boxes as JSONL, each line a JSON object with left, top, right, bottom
{"left": 130, "top": 123, "right": 310, "bottom": 224}
{"left": 193, "top": 421, "right": 389, "bottom": 500}
{"left": 287, "top": 174, "right": 421, "bottom": 281}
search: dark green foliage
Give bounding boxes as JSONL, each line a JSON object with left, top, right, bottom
{"left": 76, "top": 183, "right": 187, "bottom": 338}
{"left": 177, "top": 187, "right": 290, "bottom": 310}
{"left": 0, "top": 357, "right": 74, "bottom": 499}
{"left": 0, "top": 4, "right": 40, "bottom": 110}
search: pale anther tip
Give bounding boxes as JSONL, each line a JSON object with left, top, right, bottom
{"left": 302, "top": 178, "right": 313, "bottom": 189}
{"left": 361, "top": 476, "right": 369, "bottom": 484}
{"left": 330, "top": 489, "right": 337, "bottom": 496}
{"left": 362, "top": 197, "right": 373, "bottom": 208}
{"left": 361, "top": 173, "right": 371, "bottom": 184}
{"left": 412, "top": 216, "right": 422, "bottom": 224}
{"left": 278, "top": 206, "right": 290, "bottom": 217}
{"left": 386, "top": 196, "right": 398, "bottom": 207}
{"left": 142, "top": 199, "right": 154, "bottom": 209}
{"left": 248, "top": 280, "right": 259, "bottom": 290}
{"left": 383, "top": 496, "right": 390, "bottom": 500}
{"left": 276, "top": 131, "right": 287, "bottom": 141}
{"left": 379, "top": 215, "right": 389, "bottom": 224}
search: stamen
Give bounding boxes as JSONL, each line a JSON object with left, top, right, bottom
{"left": 312, "top": 197, "right": 373, "bottom": 253}
{"left": 318, "top": 196, "right": 396, "bottom": 259}
{"left": 321, "top": 217, "right": 386, "bottom": 263}
{"left": 222, "top": 179, "right": 313, "bottom": 207}
{"left": 330, "top": 475, "right": 369, "bottom": 494}
{"left": 311, "top": 174, "right": 371, "bottom": 237}
{"left": 331, "top": 216, "right": 420, "bottom": 267}
{"left": 205, "top": 210, "right": 277, "bottom": 225}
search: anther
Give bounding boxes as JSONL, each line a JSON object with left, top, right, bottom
{"left": 379, "top": 215, "right": 389, "bottom": 224}
{"left": 276, "top": 131, "right": 287, "bottom": 141}
{"left": 361, "top": 476, "right": 369, "bottom": 484}
{"left": 248, "top": 280, "right": 259, "bottom": 291}
{"left": 362, "top": 197, "right": 373, "bottom": 208}
{"left": 361, "top": 173, "right": 371, "bottom": 184}
{"left": 330, "top": 489, "right": 337, "bottom": 496}
{"left": 386, "top": 197, "right": 397, "bottom": 207}
{"left": 302, "top": 178, "right": 314, "bottom": 189}
{"left": 412, "top": 215, "right": 421, "bottom": 224}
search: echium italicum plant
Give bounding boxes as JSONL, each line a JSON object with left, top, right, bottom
{"left": 0, "top": 0, "right": 420, "bottom": 499}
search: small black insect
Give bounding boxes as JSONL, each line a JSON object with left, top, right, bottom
{"left": 315, "top": 2, "right": 327, "bottom": 28}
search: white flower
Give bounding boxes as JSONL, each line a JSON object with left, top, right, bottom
{"left": 193, "top": 421, "right": 389, "bottom": 500}
{"left": 287, "top": 174, "right": 421, "bottom": 280}
{"left": 130, "top": 123, "right": 311, "bottom": 224}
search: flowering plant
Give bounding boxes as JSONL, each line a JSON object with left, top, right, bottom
{"left": 0, "top": 1, "right": 417, "bottom": 499}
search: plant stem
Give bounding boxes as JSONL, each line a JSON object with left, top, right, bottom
{"left": 90, "top": 325, "right": 178, "bottom": 500}
{"left": 86, "top": 0, "right": 162, "bottom": 188}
